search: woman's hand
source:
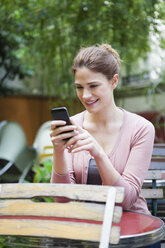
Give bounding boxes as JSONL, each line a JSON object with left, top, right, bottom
{"left": 65, "top": 123, "right": 103, "bottom": 158}
{"left": 50, "top": 120, "right": 78, "bottom": 149}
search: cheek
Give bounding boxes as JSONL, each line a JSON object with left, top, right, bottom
{"left": 101, "top": 87, "right": 113, "bottom": 99}
{"left": 76, "top": 90, "right": 82, "bottom": 100}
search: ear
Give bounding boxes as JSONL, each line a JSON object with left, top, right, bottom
{"left": 112, "top": 74, "right": 119, "bottom": 90}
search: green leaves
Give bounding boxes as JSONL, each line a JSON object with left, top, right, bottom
{"left": 33, "top": 159, "right": 52, "bottom": 183}
{"left": 0, "top": 0, "right": 165, "bottom": 96}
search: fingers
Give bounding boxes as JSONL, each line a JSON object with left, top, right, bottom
{"left": 65, "top": 129, "right": 93, "bottom": 153}
{"left": 50, "top": 120, "right": 66, "bottom": 130}
{"left": 70, "top": 119, "right": 84, "bottom": 134}
{"left": 67, "top": 139, "right": 91, "bottom": 153}
{"left": 50, "top": 120, "right": 78, "bottom": 145}
{"left": 50, "top": 119, "right": 96, "bottom": 155}
{"left": 64, "top": 121, "right": 86, "bottom": 147}
{"left": 65, "top": 130, "right": 88, "bottom": 147}
{"left": 71, "top": 144, "right": 92, "bottom": 153}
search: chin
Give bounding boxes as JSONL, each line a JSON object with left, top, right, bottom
{"left": 86, "top": 106, "right": 101, "bottom": 114}
{"left": 82, "top": 101, "right": 102, "bottom": 113}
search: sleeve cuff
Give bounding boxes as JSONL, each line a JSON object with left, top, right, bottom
{"left": 51, "top": 168, "right": 71, "bottom": 183}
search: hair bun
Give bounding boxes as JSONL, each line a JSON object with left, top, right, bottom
{"left": 99, "top": 43, "right": 121, "bottom": 66}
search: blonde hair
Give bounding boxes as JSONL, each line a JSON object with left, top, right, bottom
{"left": 72, "top": 43, "right": 121, "bottom": 80}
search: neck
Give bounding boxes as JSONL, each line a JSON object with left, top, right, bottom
{"left": 86, "top": 102, "right": 121, "bottom": 126}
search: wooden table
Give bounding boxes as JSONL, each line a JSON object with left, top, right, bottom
{"left": 0, "top": 211, "right": 164, "bottom": 248}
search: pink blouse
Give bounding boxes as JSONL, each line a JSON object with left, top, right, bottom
{"left": 51, "top": 109, "right": 155, "bottom": 215}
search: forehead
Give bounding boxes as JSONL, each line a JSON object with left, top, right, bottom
{"left": 74, "top": 67, "right": 108, "bottom": 84}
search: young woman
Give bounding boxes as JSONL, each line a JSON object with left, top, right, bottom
{"left": 50, "top": 43, "right": 156, "bottom": 230}
{"left": 50, "top": 44, "right": 160, "bottom": 247}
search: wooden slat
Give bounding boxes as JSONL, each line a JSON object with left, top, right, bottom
{"left": 141, "top": 189, "right": 164, "bottom": 199}
{"left": 151, "top": 157, "right": 165, "bottom": 162}
{"left": 0, "top": 218, "right": 120, "bottom": 244}
{"left": 113, "top": 206, "right": 122, "bottom": 224}
{"left": 145, "top": 170, "right": 162, "bottom": 180}
{"left": 0, "top": 184, "right": 124, "bottom": 203}
{"left": 0, "top": 199, "right": 122, "bottom": 223}
{"left": 152, "top": 144, "right": 165, "bottom": 156}
{"left": 99, "top": 187, "right": 116, "bottom": 248}
{"left": 0, "top": 184, "right": 124, "bottom": 245}
{"left": 149, "top": 161, "right": 165, "bottom": 170}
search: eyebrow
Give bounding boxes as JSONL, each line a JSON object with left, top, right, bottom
{"left": 74, "top": 81, "right": 101, "bottom": 85}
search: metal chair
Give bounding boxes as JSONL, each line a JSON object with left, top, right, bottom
{"left": 0, "top": 120, "right": 36, "bottom": 183}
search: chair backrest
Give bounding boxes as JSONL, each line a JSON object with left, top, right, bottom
{"left": 33, "top": 121, "right": 53, "bottom": 165}
{"left": 152, "top": 144, "right": 165, "bottom": 157}
{"left": 0, "top": 184, "right": 124, "bottom": 247}
{"left": 0, "top": 121, "right": 36, "bottom": 183}
{"left": 0, "top": 121, "right": 36, "bottom": 173}
{"left": 150, "top": 144, "right": 165, "bottom": 171}
{"left": 142, "top": 170, "right": 163, "bottom": 199}
{"left": 142, "top": 143, "right": 165, "bottom": 216}
{"left": 0, "top": 121, "right": 27, "bottom": 166}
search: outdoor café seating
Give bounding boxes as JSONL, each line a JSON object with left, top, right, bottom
{"left": 0, "top": 183, "right": 124, "bottom": 248}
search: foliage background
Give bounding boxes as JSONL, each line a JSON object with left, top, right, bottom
{"left": 0, "top": 0, "right": 165, "bottom": 98}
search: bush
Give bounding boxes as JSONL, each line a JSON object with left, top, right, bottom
{"left": 33, "top": 159, "right": 52, "bottom": 183}
{"left": 33, "top": 159, "right": 54, "bottom": 202}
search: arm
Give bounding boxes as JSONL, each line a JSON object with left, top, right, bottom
{"left": 50, "top": 120, "right": 77, "bottom": 184}
{"left": 51, "top": 147, "right": 71, "bottom": 184}
{"left": 113, "top": 122, "right": 155, "bottom": 209}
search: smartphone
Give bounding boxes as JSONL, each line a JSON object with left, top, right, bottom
{"left": 51, "top": 107, "right": 71, "bottom": 124}
{"left": 51, "top": 107, "right": 72, "bottom": 140}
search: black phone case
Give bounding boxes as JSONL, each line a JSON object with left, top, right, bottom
{"left": 51, "top": 107, "right": 71, "bottom": 125}
{"left": 51, "top": 107, "right": 72, "bottom": 141}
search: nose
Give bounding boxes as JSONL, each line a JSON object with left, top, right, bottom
{"left": 82, "top": 88, "right": 92, "bottom": 100}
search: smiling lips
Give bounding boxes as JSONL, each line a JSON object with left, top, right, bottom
{"left": 85, "top": 99, "right": 99, "bottom": 106}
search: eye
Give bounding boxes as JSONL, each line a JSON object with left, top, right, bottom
{"left": 90, "top": 84, "right": 98, "bottom": 88}
{"left": 75, "top": 85, "right": 83, "bottom": 89}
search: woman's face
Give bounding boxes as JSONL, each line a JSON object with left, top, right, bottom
{"left": 74, "top": 67, "right": 118, "bottom": 114}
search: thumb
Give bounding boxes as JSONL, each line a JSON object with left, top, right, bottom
{"left": 70, "top": 119, "right": 84, "bottom": 133}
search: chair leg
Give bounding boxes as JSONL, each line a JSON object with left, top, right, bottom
{"left": 152, "top": 199, "right": 158, "bottom": 216}
{"left": 152, "top": 179, "right": 157, "bottom": 216}
{"left": 18, "top": 162, "right": 33, "bottom": 183}
{"left": 0, "top": 161, "right": 14, "bottom": 176}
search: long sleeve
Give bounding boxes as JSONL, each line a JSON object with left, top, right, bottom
{"left": 112, "top": 115, "right": 155, "bottom": 211}
{"left": 51, "top": 149, "right": 76, "bottom": 184}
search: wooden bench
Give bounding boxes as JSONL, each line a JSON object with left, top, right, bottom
{"left": 142, "top": 144, "right": 165, "bottom": 218}
{"left": 151, "top": 144, "right": 165, "bottom": 185}
{"left": 142, "top": 170, "right": 164, "bottom": 216}
{"left": 0, "top": 183, "right": 124, "bottom": 248}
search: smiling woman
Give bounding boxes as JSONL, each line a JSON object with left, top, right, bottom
{"left": 50, "top": 43, "right": 158, "bottom": 248}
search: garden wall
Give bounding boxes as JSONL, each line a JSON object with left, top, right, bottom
{"left": 0, "top": 95, "right": 83, "bottom": 146}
